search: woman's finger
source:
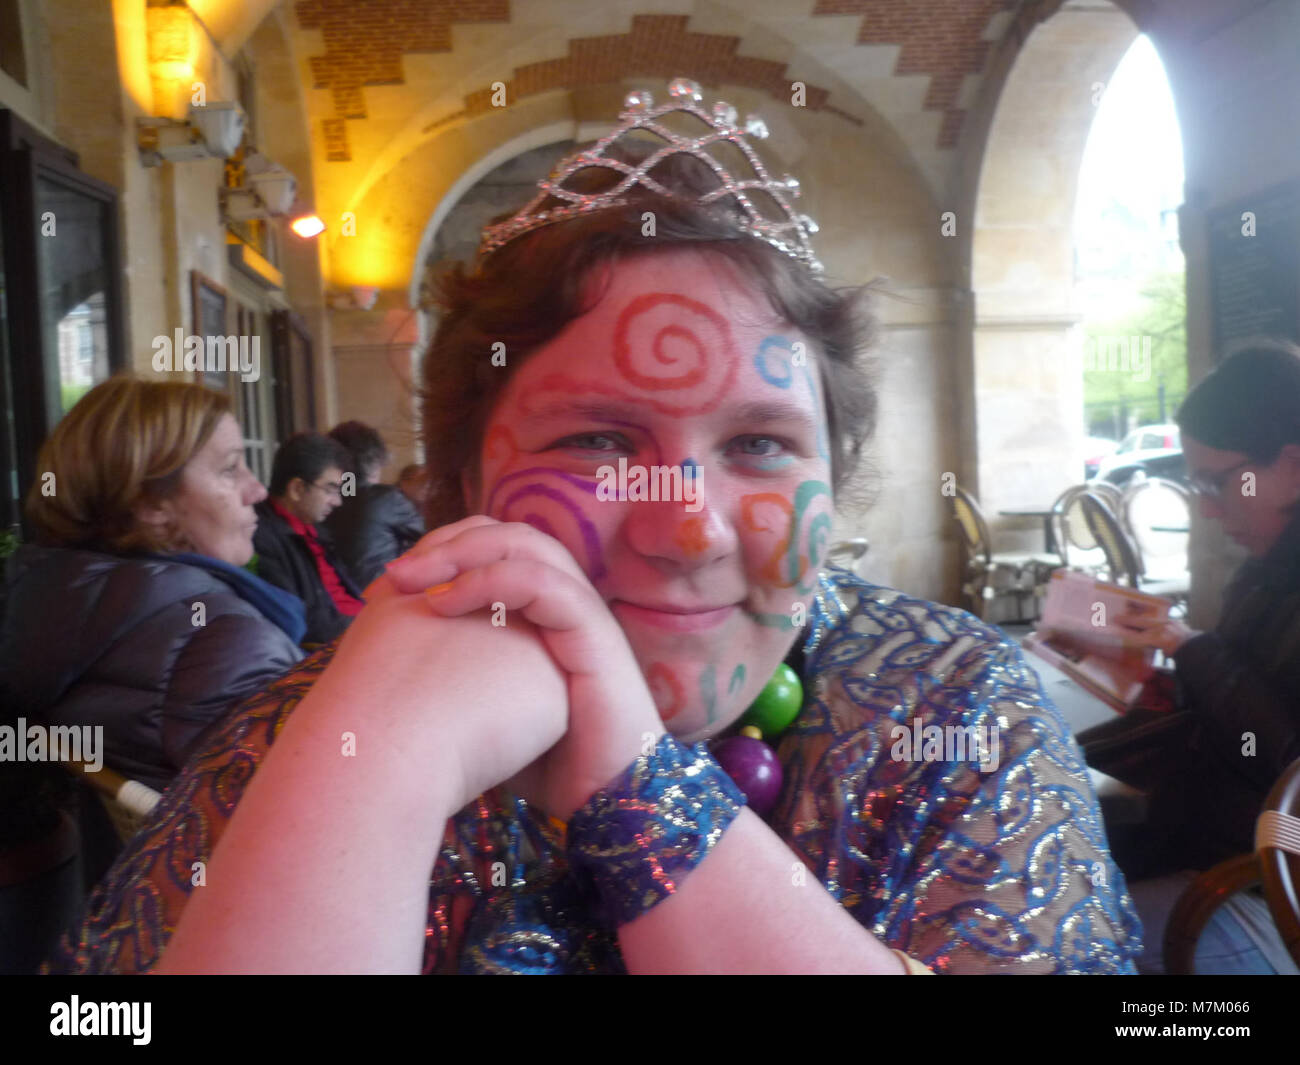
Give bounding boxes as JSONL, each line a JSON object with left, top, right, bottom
{"left": 387, "top": 519, "right": 588, "bottom": 594}
{"left": 425, "top": 559, "right": 620, "bottom": 678}
{"left": 397, "top": 514, "right": 501, "bottom": 561}
{"left": 363, "top": 517, "right": 501, "bottom": 599}
{"left": 380, "top": 515, "right": 501, "bottom": 585}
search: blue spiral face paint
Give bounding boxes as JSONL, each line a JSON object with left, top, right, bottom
{"left": 753, "top": 335, "right": 830, "bottom": 463}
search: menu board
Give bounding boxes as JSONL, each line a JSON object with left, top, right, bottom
{"left": 1208, "top": 178, "right": 1300, "bottom": 355}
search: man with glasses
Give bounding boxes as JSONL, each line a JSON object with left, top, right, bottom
{"left": 253, "top": 432, "right": 365, "bottom": 646}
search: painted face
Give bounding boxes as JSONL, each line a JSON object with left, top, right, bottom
{"left": 1184, "top": 434, "right": 1300, "bottom": 557}
{"left": 161, "top": 413, "right": 266, "bottom": 566}
{"left": 472, "top": 249, "right": 834, "bottom": 741}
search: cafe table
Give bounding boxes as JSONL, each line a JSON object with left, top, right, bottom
{"left": 998, "top": 506, "right": 1060, "bottom": 558}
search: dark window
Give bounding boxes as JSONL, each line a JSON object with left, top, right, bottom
{"left": 271, "top": 309, "right": 316, "bottom": 438}
{"left": 0, "top": 110, "right": 125, "bottom": 532}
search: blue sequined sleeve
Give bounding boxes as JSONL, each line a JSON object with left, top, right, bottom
{"left": 770, "top": 570, "right": 1144, "bottom": 973}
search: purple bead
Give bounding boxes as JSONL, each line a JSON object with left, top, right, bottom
{"left": 712, "top": 736, "right": 783, "bottom": 816}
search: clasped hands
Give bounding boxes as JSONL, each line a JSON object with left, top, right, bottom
{"left": 353, "top": 516, "right": 667, "bottom": 822}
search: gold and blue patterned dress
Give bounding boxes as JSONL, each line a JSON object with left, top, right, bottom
{"left": 51, "top": 569, "right": 1142, "bottom": 973}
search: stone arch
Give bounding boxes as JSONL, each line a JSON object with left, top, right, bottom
{"left": 406, "top": 122, "right": 584, "bottom": 311}
{"left": 967, "top": 0, "right": 1167, "bottom": 542}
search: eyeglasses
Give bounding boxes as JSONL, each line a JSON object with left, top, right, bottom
{"left": 1188, "top": 459, "right": 1252, "bottom": 500}
{"left": 309, "top": 479, "right": 344, "bottom": 498}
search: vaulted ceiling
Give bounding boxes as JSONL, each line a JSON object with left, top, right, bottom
{"left": 250, "top": 0, "right": 1263, "bottom": 290}
{"left": 283, "top": 0, "right": 1026, "bottom": 201}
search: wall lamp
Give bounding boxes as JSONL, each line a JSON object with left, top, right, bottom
{"left": 138, "top": 101, "right": 247, "bottom": 166}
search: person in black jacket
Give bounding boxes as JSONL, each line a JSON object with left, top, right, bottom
{"left": 323, "top": 421, "right": 425, "bottom": 588}
{"left": 252, "top": 432, "right": 365, "bottom": 646}
{"left": 1087, "top": 340, "right": 1300, "bottom": 880}
{"left": 1, "top": 377, "right": 305, "bottom": 793}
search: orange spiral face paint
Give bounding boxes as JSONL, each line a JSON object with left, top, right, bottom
{"left": 674, "top": 516, "right": 710, "bottom": 559}
{"left": 647, "top": 662, "right": 686, "bottom": 721}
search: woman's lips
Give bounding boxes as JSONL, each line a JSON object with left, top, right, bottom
{"left": 611, "top": 600, "right": 739, "bottom": 633}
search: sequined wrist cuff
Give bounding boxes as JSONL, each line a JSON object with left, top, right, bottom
{"left": 566, "top": 734, "right": 746, "bottom": 927}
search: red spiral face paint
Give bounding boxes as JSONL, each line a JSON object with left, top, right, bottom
{"left": 516, "top": 289, "right": 740, "bottom": 419}
{"left": 647, "top": 662, "right": 686, "bottom": 721}
{"left": 473, "top": 249, "right": 834, "bottom": 741}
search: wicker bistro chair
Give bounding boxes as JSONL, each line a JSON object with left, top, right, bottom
{"left": 1164, "top": 756, "right": 1300, "bottom": 973}
{"left": 949, "top": 486, "right": 1058, "bottom": 622}
{"left": 1088, "top": 480, "right": 1125, "bottom": 522}
{"left": 1121, "top": 477, "right": 1191, "bottom": 602}
{"left": 61, "top": 759, "right": 162, "bottom": 844}
{"left": 1078, "top": 491, "right": 1143, "bottom": 588}
{"left": 1050, "top": 485, "right": 1106, "bottom": 576}
{"left": 1079, "top": 490, "right": 1189, "bottom": 604}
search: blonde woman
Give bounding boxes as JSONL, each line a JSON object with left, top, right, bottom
{"left": 1, "top": 377, "right": 303, "bottom": 793}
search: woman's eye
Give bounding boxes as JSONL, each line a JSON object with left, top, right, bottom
{"left": 733, "top": 436, "right": 786, "bottom": 457}
{"left": 554, "top": 433, "right": 626, "bottom": 453}
{"left": 730, "top": 435, "right": 801, "bottom": 469}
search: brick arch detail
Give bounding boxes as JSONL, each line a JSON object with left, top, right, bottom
{"left": 295, "top": 8, "right": 857, "bottom": 163}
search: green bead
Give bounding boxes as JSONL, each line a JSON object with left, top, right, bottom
{"left": 742, "top": 663, "right": 803, "bottom": 739}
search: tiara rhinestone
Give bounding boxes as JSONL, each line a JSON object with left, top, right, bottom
{"left": 623, "top": 89, "right": 653, "bottom": 113}
{"left": 667, "top": 77, "right": 703, "bottom": 101}
{"left": 478, "top": 78, "right": 823, "bottom": 273}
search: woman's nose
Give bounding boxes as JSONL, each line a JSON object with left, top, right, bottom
{"left": 246, "top": 474, "right": 268, "bottom": 505}
{"left": 621, "top": 490, "right": 738, "bottom": 568}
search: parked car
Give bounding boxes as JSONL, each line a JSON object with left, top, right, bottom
{"left": 1082, "top": 435, "right": 1119, "bottom": 480}
{"left": 1100, "top": 449, "right": 1186, "bottom": 487}
{"left": 1094, "top": 424, "right": 1182, "bottom": 485}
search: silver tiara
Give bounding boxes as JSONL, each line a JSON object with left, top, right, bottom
{"left": 478, "top": 78, "right": 823, "bottom": 272}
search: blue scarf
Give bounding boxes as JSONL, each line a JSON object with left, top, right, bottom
{"left": 164, "top": 552, "right": 308, "bottom": 645}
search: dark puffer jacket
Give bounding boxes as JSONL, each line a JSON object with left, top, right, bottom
{"left": 1159, "top": 512, "right": 1300, "bottom": 853}
{"left": 323, "top": 483, "right": 425, "bottom": 589}
{"left": 0, "top": 545, "right": 304, "bottom": 792}
{"left": 252, "top": 500, "right": 365, "bottom": 646}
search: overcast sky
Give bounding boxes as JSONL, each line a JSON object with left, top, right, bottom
{"left": 1075, "top": 34, "right": 1185, "bottom": 235}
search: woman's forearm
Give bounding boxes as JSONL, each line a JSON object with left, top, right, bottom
{"left": 615, "top": 809, "right": 906, "bottom": 974}
{"left": 158, "top": 637, "right": 467, "bottom": 974}
{"left": 156, "top": 580, "right": 569, "bottom": 974}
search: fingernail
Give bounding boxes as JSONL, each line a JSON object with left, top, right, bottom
{"left": 426, "top": 581, "right": 455, "bottom": 597}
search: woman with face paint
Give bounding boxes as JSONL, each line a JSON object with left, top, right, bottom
{"left": 54, "top": 87, "right": 1140, "bottom": 975}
